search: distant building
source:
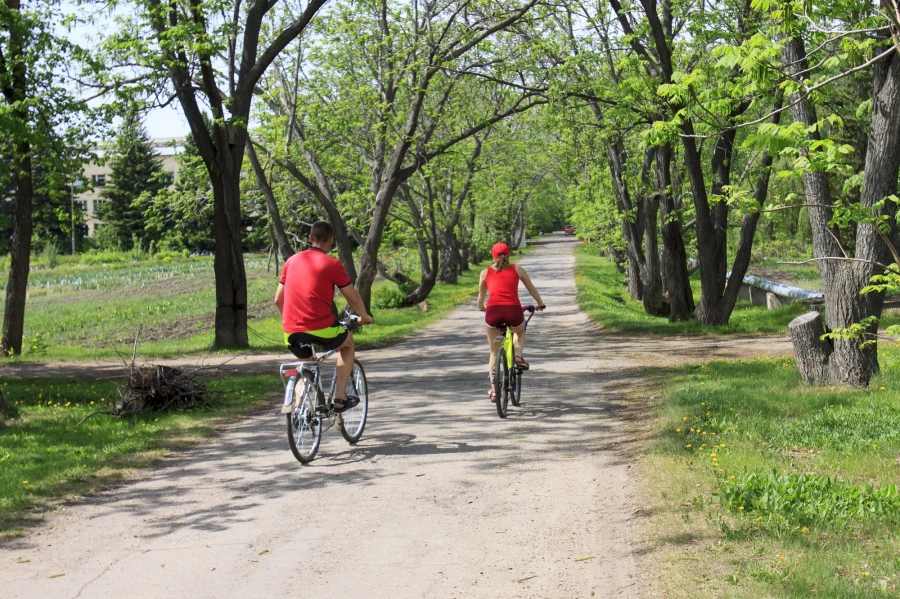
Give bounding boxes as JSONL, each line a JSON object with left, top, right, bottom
{"left": 78, "top": 137, "right": 185, "bottom": 236}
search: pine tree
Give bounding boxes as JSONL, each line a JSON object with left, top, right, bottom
{"left": 99, "top": 113, "right": 165, "bottom": 250}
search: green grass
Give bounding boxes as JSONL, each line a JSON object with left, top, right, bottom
{"left": 0, "top": 375, "right": 280, "bottom": 537}
{"left": 1, "top": 254, "right": 485, "bottom": 360}
{"left": 641, "top": 345, "right": 900, "bottom": 598}
{"left": 575, "top": 246, "right": 808, "bottom": 335}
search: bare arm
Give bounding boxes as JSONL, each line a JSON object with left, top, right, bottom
{"left": 274, "top": 283, "right": 285, "bottom": 312}
{"left": 338, "top": 284, "right": 374, "bottom": 324}
{"left": 477, "top": 268, "right": 489, "bottom": 311}
{"left": 516, "top": 265, "right": 545, "bottom": 308}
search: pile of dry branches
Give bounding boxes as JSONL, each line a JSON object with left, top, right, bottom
{"left": 114, "top": 364, "right": 216, "bottom": 416}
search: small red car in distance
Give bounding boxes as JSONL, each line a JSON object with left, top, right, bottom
{"left": 564, "top": 225, "right": 575, "bottom": 236}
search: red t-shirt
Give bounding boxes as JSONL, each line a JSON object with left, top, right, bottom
{"left": 280, "top": 248, "right": 352, "bottom": 333}
{"left": 486, "top": 264, "right": 521, "bottom": 307}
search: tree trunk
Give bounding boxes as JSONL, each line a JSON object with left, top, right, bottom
{"left": 438, "top": 228, "right": 462, "bottom": 284}
{"left": 211, "top": 149, "right": 249, "bottom": 348}
{"left": 789, "top": 312, "right": 833, "bottom": 385}
{"left": 246, "top": 141, "right": 293, "bottom": 261}
{"left": 1, "top": 145, "right": 33, "bottom": 356}
{"left": 783, "top": 37, "right": 900, "bottom": 386}
{"left": 656, "top": 144, "right": 694, "bottom": 320}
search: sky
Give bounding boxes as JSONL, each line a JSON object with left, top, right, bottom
{"left": 144, "top": 104, "right": 192, "bottom": 139}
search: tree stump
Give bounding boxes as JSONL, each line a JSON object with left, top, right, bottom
{"left": 789, "top": 311, "right": 833, "bottom": 385}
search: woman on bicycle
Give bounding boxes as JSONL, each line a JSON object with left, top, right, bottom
{"left": 477, "top": 242, "right": 545, "bottom": 401}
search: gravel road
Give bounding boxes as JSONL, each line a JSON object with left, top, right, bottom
{"left": 0, "top": 237, "right": 791, "bottom": 598}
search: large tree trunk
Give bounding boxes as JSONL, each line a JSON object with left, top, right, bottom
{"left": 656, "top": 144, "right": 694, "bottom": 320}
{"left": 438, "top": 228, "right": 462, "bottom": 284}
{"left": 783, "top": 37, "right": 900, "bottom": 386}
{"left": 1, "top": 146, "right": 33, "bottom": 356}
{"left": 357, "top": 179, "right": 402, "bottom": 309}
{"left": 210, "top": 138, "right": 249, "bottom": 348}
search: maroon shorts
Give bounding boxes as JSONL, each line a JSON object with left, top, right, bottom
{"left": 485, "top": 305, "right": 524, "bottom": 328}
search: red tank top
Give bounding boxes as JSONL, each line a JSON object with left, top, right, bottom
{"left": 486, "top": 265, "right": 521, "bottom": 307}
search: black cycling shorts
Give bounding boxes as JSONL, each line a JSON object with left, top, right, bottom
{"left": 286, "top": 326, "right": 348, "bottom": 359}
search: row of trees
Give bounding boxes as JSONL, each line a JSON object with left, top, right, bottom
{"left": 4, "top": 0, "right": 899, "bottom": 388}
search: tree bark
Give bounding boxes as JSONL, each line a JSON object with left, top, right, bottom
{"left": 656, "top": 144, "right": 694, "bottom": 320}
{"left": 1, "top": 145, "right": 33, "bottom": 356}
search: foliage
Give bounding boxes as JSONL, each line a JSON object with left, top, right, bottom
{"left": 718, "top": 470, "right": 900, "bottom": 527}
{"left": 98, "top": 112, "right": 167, "bottom": 250}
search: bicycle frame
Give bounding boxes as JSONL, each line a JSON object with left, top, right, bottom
{"left": 279, "top": 346, "right": 340, "bottom": 412}
{"left": 490, "top": 305, "right": 537, "bottom": 369}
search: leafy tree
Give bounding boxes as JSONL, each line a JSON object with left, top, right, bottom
{"left": 99, "top": 112, "right": 165, "bottom": 250}
{"left": 99, "top": 0, "right": 329, "bottom": 347}
{"left": 0, "top": 0, "right": 100, "bottom": 355}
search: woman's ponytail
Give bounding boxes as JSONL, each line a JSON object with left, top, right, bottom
{"left": 493, "top": 254, "right": 510, "bottom": 271}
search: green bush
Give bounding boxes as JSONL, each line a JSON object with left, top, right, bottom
{"left": 718, "top": 469, "right": 900, "bottom": 526}
{"left": 372, "top": 286, "right": 407, "bottom": 309}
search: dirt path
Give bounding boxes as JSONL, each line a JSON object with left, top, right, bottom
{"left": 0, "top": 238, "right": 792, "bottom": 599}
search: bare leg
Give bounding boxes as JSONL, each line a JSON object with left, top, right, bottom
{"left": 511, "top": 323, "right": 526, "bottom": 358}
{"left": 485, "top": 325, "right": 501, "bottom": 379}
{"left": 333, "top": 333, "right": 355, "bottom": 401}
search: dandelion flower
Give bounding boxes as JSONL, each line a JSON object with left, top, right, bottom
{"left": 710, "top": 452, "right": 717, "bottom": 457}
{"left": 802, "top": 527, "right": 809, "bottom": 534}
{"left": 686, "top": 444, "right": 692, "bottom": 448}
{"left": 862, "top": 572, "right": 869, "bottom": 577}
{"left": 738, "top": 506, "right": 744, "bottom": 511}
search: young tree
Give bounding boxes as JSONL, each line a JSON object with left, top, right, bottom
{"left": 99, "top": 112, "right": 166, "bottom": 250}
{"left": 0, "top": 0, "right": 98, "bottom": 355}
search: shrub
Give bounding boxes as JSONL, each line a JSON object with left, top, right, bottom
{"left": 40, "top": 243, "right": 59, "bottom": 269}
{"left": 372, "top": 286, "right": 407, "bottom": 309}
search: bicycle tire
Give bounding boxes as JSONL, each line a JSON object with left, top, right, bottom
{"left": 339, "top": 359, "right": 368, "bottom": 444}
{"left": 286, "top": 371, "right": 322, "bottom": 463}
{"left": 512, "top": 367, "right": 522, "bottom": 407}
{"left": 494, "top": 346, "right": 509, "bottom": 418}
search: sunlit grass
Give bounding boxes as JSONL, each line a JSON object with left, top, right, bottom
{"left": 642, "top": 345, "right": 900, "bottom": 597}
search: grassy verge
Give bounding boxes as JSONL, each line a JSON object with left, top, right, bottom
{"left": 639, "top": 344, "right": 900, "bottom": 598}
{"left": 0, "top": 375, "right": 280, "bottom": 537}
{"left": 3, "top": 256, "right": 484, "bottom": 361}
{"left": 575, "top": 246, "right": 808, "bottom": 335}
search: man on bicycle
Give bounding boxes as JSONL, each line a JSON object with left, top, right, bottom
{"left": 275, "top": 221, "right": 373, "bottom": 414}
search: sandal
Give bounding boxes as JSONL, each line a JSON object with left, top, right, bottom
{"left": 332, "top": 395, "right": 360, "bottom": 413}
{"left": 514, "top": 356, "right": 530, "bottom": 370}
{"left": 489, "top": 388, "right": 496, "bottom": 403}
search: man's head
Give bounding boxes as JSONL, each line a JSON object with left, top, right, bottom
{"left": 309, "top": 220, "right": 335, "bottom": 252}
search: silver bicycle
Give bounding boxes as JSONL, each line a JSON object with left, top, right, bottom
{"left": 279, "top": 317, "right": 369, "bottom": 464}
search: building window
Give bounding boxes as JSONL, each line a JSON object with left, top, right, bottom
{"left": 92, "top": 199, "right": 105, "bottom": 214}
{"left": 76, "top": 200, "right": 87, "bottom": 212}
{"left": 92, "top": 174, "right": 106, "bottom": 187}
{"left": 162, "top": 172, "right": 175, "bottom": 186}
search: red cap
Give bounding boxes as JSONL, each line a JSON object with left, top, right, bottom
{"left": 491, "top": 242, "right": 510, "bottom": 258}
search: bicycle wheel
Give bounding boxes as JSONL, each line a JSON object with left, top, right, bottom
{"left": 286, "top": 371, "right": 322, "bottom": 463}
{"left": 339, "top": 359, "right": 368, "bottom": 444}
{"left": 512, "top": 367, "right": 522, "bottom": 407}
{"left": 494, "top": 347, "right": 509, "bottom": 418}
